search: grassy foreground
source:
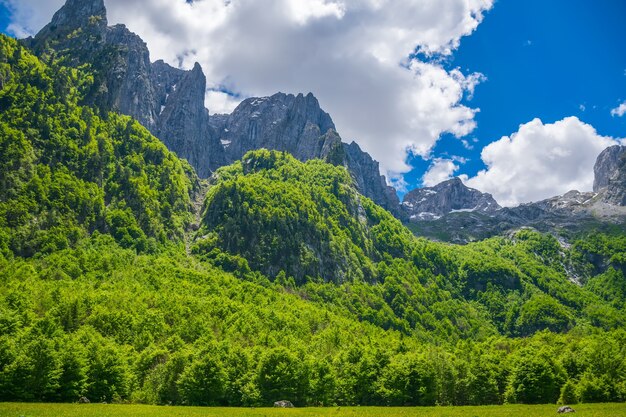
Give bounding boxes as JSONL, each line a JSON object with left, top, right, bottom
{"left": 1, "top": 403, "right": 625, "bottom": 417}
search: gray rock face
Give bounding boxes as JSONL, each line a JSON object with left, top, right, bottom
{"left": 403, "top": 178, "right": 500, "bottom": 221}
{"left": 594, "top": 145, "right": 626, "bottom": 206}
{"left": 155, "top": 63, "right": 226, "bottom": 177}
{"left": 102, "top": 24, "right": 158, "bottom": 131}
{"left": 33, "top": 0, "right": 107, "bottom": 51}
{"left": 593, "top": 145, "right": 625, "bottom": 191}
{"left": 342, "top": 141, "right": 403, "bottom": 218}
{"left": 27, "top": 0, "right": 225, "bottom": 176}
{"left": 273, "top": 400, "right": 294, "bottom": 408}
{"left": 215, "top": 93, "right": 336, "bottom": 162}
{"left": 213, "top": 93, "right": 402, "bottom": 216}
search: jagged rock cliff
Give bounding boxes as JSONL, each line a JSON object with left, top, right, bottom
{"left": 213, "top": 93, "right": 336, "bottom": 162}
{"left": 594, "top": 145, "right": 626, "bottom": 206}
{"left": 342, "top": 141, "right": 402, "bottom": 217}
{"left": 25, "top": 0, "right": 401, "bottom": 214}
{"left": 403, "top": 177, "right": 500, "bottom": 221}
{"left": 594, "top": 145, "right": 625, "bottom": 192}
{"left": 407, "top": 147, "right": 626, "bottom": 242}
{"left": 155, "top": 63, "right": 226, "bottom": 176}
{"left": 211, "top": 93, "right": 402, "bottom": 217}
{"left": 25, "top": 0, "right": 224, "bottom": 177}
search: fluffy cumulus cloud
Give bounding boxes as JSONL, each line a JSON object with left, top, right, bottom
{"left": 611, "top": 101, "right": 626, "bottom": 117}
{"left": 461, "top": 117, "right": 623, "bottom": 207}
{"left": 422, "top": 158, "right": 459, "bottom": 186}
{"left": 1, "top": 0, "right": 493, "bottom": 175}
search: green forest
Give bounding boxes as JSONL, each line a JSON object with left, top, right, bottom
{"left": 1, "top": 33, "right": 625, "bottom": 407}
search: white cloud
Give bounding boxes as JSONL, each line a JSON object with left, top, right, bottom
{"left": 611, "top": 101, "right": 626, "bottom": 117}
{"left": 462, "top": 117, "right": 622, "bottom": 207}
{"left": 2, "top": 0, "right": 493, "bottom": 176}
{"left": 422, "top": 158, "right": 459, "bottom": 186}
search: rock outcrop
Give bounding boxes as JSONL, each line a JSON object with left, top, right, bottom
{"left": 407, "top": 146, "right": 626, "bottom": 242}
{"left": 402, "top": 177, "right": 500, "bottom": 221}
{"left": 213, "top": 93, "right": 336, "bottom": 162}
{"left": 209, "top": 92, "right": 402, "bottom": 216}
{"left": 342, "top": 141, "right": 402, "bottom": 217}
{"left": 273, "top": 400, "right": 294, "bottom": 408}
{"left": 25, "top": 0, "right": 225, "bottom": 177}
{"left": 25, "top": 0, "right": 401, "bottom": 214}
{"left": 155, "top": 63, "right": 226, "bottom": 176}
{"left": 594, "top": 145, "right": 626, "bottom": 206}
{"left": 593, "top": 145, "right": 625, "bottom": 192}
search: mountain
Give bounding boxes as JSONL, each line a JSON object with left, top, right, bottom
{"left": 402, "top": 177, "right": 500, "bottom": 221}
{"left": 1, "top": 33, "right": 626, "bottom": 406}
{"left": 26, "top": 0, "right": 401, "bottom": 216}
{"left": 407, "top": 146, "right": 626, "bottom": 242}
{"left": 393, "top": 139, "right": 624, "bottom": 244}
{"left": 0, "top": 34, "right": 196, "bottom": 256}
{"left": 25, "top": 0, "right": 225, "bottom": 177}
{"left": 211, "top": 93, "right": 403, "bottom": 217}
{"left": 595, "top": 145, "right": 626, "bottom": 206}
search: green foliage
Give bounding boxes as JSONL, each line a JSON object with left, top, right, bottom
{"left": 0, "top": 35, "right": 196, "bottom": 256}
{"left": 505, "top": 348, "right": 565, "bottom": 404}
{"left": 559, "top": 379, "right": 578, "bottom": 405}
{"left": 1, "top": 33, "right": 626, "bottom": 408}
{"left": 198, "top": 150, "right": 377, "bottom": 284}
{"left": 1, "top": 236, "right": 624, "bottom": 406}
{"left": 197, "top": 150, "right": 625, "bottom": 342}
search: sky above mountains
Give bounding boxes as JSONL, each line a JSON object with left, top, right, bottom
{"left": 1, "top": 0, "right": 625, "bottom": 206}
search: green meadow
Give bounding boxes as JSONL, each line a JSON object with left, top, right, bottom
{"left": 1, "top": 403, "right": 625, "bottom": 417}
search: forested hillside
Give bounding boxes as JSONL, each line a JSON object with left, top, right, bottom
{"left": 0, "top": 34, "right": 626, "bottom": 407}
{"left": 0, "top": 34, "right": 197, "bottom": 257}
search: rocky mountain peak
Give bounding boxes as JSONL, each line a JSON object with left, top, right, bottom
{"left": 594, "top": 145, "right": 625, "bottom": 191}
{"left": 27, "top": 0, "right": 402, "bottom": 216}
{"left": 27, "top": 0, "right": 226, "bottom": 178}
{"left": 594, "top": 145, "right": 626, "bottom": 206}
{"left": 403, "top": 177, "right": 500, "bottom": 221}
{"left": 215, "top": 92, "right": 337, "bottom": 163}
{"left": 42, "top": 0, "right": 107, "bottom": 35}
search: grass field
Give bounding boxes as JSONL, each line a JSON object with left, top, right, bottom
{"left": 1, "top": 403, "right": 625, "bottom": 417}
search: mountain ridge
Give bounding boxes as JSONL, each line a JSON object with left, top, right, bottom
{"left": 407, "top": 146, "right": 626, "bottom": 242}
{"left": 1, "top": 31, "right": 626, "bottom": 406}
{"left": 24, "top": 0, "right": 402, "bottom": 216}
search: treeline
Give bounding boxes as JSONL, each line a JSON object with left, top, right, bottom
{"left": 1, "top": 32, "right": 626, "bottom": 408}
{"left": 196, "top": 150, "right": 626, "bottom": 340}
{"left": 0, "top": 237, "right": 625, "bottom": 406}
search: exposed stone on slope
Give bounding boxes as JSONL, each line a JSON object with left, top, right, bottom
{"left": 102, "top": 24, "right": 158, "bottom": 131}
{"left": 213, "top": 93, "right": 402, "bottom": 217}
{"left": 402, "top": 177, "right": 500, "bottom": 221}
{"left": 594, "top": 145, "right": 626, "bottom": 206}
{"left": 593, "top": 145, "right": 625, "bottom": 192}
{"left": 215, "top": 92, "right": 336, "bottom": 162}
{"left": 342, "top": 141, "right": 403, "bottom": 218}
{"left": 156, "top": 63, "right": 226, "bottom": 177}
{"left": 32, "top": 0, "right": 107, "bottom": 52}
{"left": 27, "top": 0, "right": 225, "bottom": 177}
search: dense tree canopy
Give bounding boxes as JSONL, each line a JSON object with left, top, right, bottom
{"left": 0, "top": 33, "right": 625, "bottom": 406}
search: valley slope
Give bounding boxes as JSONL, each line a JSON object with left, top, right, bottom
{"left": 0, "top": 8, "right": 625, "bottom": 410}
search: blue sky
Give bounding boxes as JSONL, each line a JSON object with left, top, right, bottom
{"left": 404, "top": 0, "right": 626, "bottom": 193}
{"left": 0, "top": 6, "right": 9, "bottom": 33}
{"left": 1, "top": 0, "right": 625, "bottom": 206}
